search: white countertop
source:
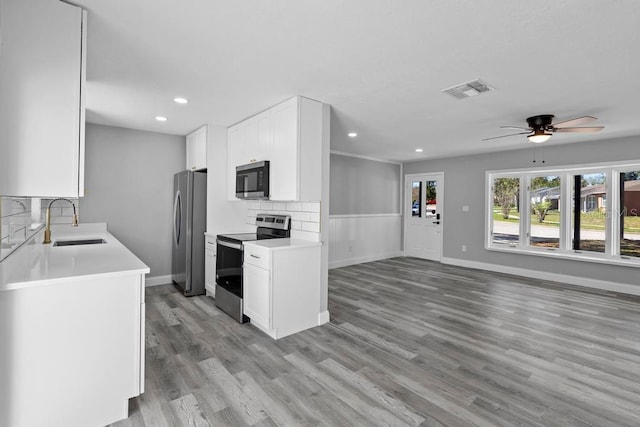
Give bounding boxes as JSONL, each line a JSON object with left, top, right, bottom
{"left": 243, "top": 238, "right": 322, "bottom": 250}
{"left": 0, "top": 223, "right": 149, "bottom": 291}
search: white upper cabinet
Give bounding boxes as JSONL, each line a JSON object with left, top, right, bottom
{"left": 186, "top": 125, "right": 207, "bottom": 171}
{"left": 0, "top": 0, "right": 86, "bottom": 197}
{"left": 227, "top": 96, "right": 325, "bottom": 201}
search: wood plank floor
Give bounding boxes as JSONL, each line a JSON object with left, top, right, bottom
{"left": 111, "top": 257, "right": 640, "bottom": 426}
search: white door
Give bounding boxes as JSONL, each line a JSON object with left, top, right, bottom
{"left": 404, "top": 173, "right": 444, "bottom": 260}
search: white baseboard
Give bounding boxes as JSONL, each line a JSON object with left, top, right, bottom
{"left": 441, "top": 257, "right": 640, "bottom": 296}
{"left": 318, "top": 310, "right": 330, "bottom": 325}
{"left": 329, "top": 251, "right": 402, "bottom": 269}
{"left": 145, "top": 275, "right": 172, "bottom": 287}
{"left": 205, "top": 283, "right": 215, "bottom": 297}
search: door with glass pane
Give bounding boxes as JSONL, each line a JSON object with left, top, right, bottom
{"left": 404, "top": 173, "right": 444, "bottom": 260}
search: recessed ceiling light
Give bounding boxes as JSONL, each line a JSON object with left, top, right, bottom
{"left": 415, "top": 148, "right": 424, "bottom": 153}
{"left": 155, "top": 116, "right": 167, "bottom": 122}
{"left": 348, "top": 132, "right": 357, "bottom": 138}
{"left": 174, "top": 97, "right": 189, "bottom": 104}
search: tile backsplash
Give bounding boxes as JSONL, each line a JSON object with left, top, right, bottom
{"left": 0, "top": 196, "right": 80, "bottom": 261}
{"left": 247, "top": 201, "right": 321, "bottom": 239}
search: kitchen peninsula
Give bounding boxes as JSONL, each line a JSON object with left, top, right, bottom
{"left": 0, "top": 223, "right": 149, "bottom": 427}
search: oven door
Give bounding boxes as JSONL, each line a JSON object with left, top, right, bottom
{"left": 215, "top": 239, "right": 244, "bottom": 298}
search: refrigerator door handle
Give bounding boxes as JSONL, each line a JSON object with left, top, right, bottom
{"left": 173, "top": 190, "right": 181, "bottom": 247}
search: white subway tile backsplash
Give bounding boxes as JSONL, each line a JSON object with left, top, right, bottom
{"left": 286, "top": 202, "right": 302, "bottom": 211}
{"left": 246, "top": 200, "right": 321, "bottom": 241}
{"left": 301, "top": 221, "right": 320, "bottom": 232}
{"left": 302, "top": 202, "right": 320, "bottom": 213}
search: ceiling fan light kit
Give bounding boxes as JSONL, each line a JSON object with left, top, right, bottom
{"left": 483, "top": 114, "right": 604, "bottom": 143}
{"left": 528, "top": 129, "right": 552, "bottom": 144}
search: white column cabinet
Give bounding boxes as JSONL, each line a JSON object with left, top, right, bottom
{"left": 186, "top": 125, "right": 207, "bottom": 171}
{"left": 226, "top": 96, "right": 325, "bottom": 201}
{"left": 0, "top": 0, "right": 86, "bottom": 198}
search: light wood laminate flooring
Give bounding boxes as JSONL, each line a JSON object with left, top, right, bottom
{"left": 111, "top": 257, "right": 640, "bottom": 426}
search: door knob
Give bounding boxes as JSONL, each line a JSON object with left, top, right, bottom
{"left": 433, "top": 221, "right": 440, "bottom": 224}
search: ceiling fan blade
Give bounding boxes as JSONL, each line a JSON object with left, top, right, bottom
{"left": 499, "top": 125, "right": 530, "bottom": 130}
{"left": 482, "top": 131, "right": 530, "bottom": 141}
{"left": 552, "top": 116, "right": 597, "bottom": 128}
{"left": 555, "top": 126, "right": 604, "bottom": 133}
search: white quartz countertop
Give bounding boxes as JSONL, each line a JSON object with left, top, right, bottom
{"left": 0, "top": 223, "right": 149, "bottom": 291}
{"left": 243, "top": 238, "right": 322, "bottom": 250}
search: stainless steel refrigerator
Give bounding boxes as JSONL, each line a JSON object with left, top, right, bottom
{"left": 172, "top": 170, "right": 207, "bottom": 296}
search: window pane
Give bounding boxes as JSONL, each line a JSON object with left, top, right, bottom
{"left": 620, "top": 170, "right": 640, "bottom": 257}
{"left": 425, "top": 180, "right": 437, "bottom": 217}
{"left": 572, "top": 172, "right": 606, "bottom": 253}
{"left": 492, "top": 177, "right": 520, "bottom": 246}
{"left": 412, "top": 181, "right": 422, "bottom": 217}
{"left": 529, "top": 175, "right": 560, "bottom": 248}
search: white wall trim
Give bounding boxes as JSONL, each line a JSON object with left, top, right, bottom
{"left": 441, "top": 256, "right": 640, "bottom": 296}
{"left": 318, "top": 310, "right": 330, "bottom": 325}
{"left": 330, "top": 251, "right": 403, "bottom": 269}
{"left": 330, "top": 150, "right": 401, "bottom": 165}
{"left": 145, "top": 275, "right": 172, "bottom": 287}
{"left": 330, "top": 213, "right": 401, "bottom": 219}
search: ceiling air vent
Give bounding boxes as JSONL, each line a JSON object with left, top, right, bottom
{"left": 442, "top": 79, "right": 495, "bottom": 99}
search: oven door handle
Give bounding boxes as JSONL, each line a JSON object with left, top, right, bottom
{"left": 216, "top": 240, "right": 243, "bottom": 251}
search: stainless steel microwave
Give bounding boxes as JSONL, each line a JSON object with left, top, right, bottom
{"left": 236, "top": 161, "right": 270, "bottom": 199}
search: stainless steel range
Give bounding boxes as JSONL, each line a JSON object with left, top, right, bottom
{"left": 215, "top": 213, "right": 291, "bottom": 322}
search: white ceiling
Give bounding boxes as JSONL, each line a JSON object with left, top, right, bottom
{"left": 73, "top": 0, "right": 640, "bottom": 162}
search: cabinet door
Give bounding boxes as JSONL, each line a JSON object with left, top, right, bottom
{"left": 255, "top": 110, "right": 272, "bottom": 162}
{"left": 0, "top": 1, "right": 86, "bottom": 197}
{"left": 227, "top": 124, "right": 244, "bottom": 200}
{"left": 205, "top": 236, "right": 216, "bottom": 294}
{"left": 243, "top": 263, "right": 271, "bottom": 329}
{"left": 186, "top": 125, "right": 207, "bottom": 171}
{"left": 270, "top": 97, "right": 299, "bottom": 201}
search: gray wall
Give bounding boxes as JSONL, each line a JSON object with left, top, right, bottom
{"left": 330, "top": 153, "right": 401, "bottom": 215}
{"left": 81, "top": 123, "right": 185, "bottom": 278}
{"left": 403, "top": 135, "right": 640, "bottom": 287}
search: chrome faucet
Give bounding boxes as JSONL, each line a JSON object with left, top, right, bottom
{"left": 43, "top": 198, "right": 78, "bottom": 244}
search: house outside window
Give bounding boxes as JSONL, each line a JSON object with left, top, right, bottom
{"left": 486, "top": 161, "right": 640, "bottom": 265}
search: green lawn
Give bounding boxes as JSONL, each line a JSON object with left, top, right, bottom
{"left": 493, "top": 208, "right": 640, "bottom": 233}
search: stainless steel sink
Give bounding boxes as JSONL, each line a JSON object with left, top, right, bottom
{"left": 53, "top": 238, "right": 106, "bottom": 247}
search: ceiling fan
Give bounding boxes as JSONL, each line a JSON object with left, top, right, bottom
{"left": 483, "top": 114, "right": 604, "bottom": 143}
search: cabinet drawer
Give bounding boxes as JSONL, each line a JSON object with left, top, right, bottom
{"left": 205, "top": 235, "right": 217, "bottom": 253}
{"left": 243, "top": 244, "right": 270, "bottom": 269}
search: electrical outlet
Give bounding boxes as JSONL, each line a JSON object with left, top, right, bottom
{"left": 461, "top": 245, "right": 467, "bottom": 252}
{"left": 348, "top": 245, "right": 353, "bottom": 253}
{"left": 462, "top": 205, "right": 469, "bottom": 212}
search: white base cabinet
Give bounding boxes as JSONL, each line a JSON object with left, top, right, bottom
{"left": 205, "top": 234, "right": 217, "bottom": 296}
{"left": 0, "top": 273, "right": 145, "bottom": 427}
{"left": 243, "top": 241, "right": 321, "bottom": 339}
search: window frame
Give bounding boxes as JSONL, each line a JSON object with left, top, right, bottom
{"left": 486, "top": 159, "right": 640, "bottom": 268}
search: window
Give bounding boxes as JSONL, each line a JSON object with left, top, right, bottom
{"left": 491, "top": 177, "right": 520, "bottom": 247}
{"left": 486, "top": 161, "right": 640, "bottom": 267}
{"left": 530, "top": 175, "right": 560, "bottom": 249}
{"left": 411, "top": 181, "right": 422, "bottom": 217}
